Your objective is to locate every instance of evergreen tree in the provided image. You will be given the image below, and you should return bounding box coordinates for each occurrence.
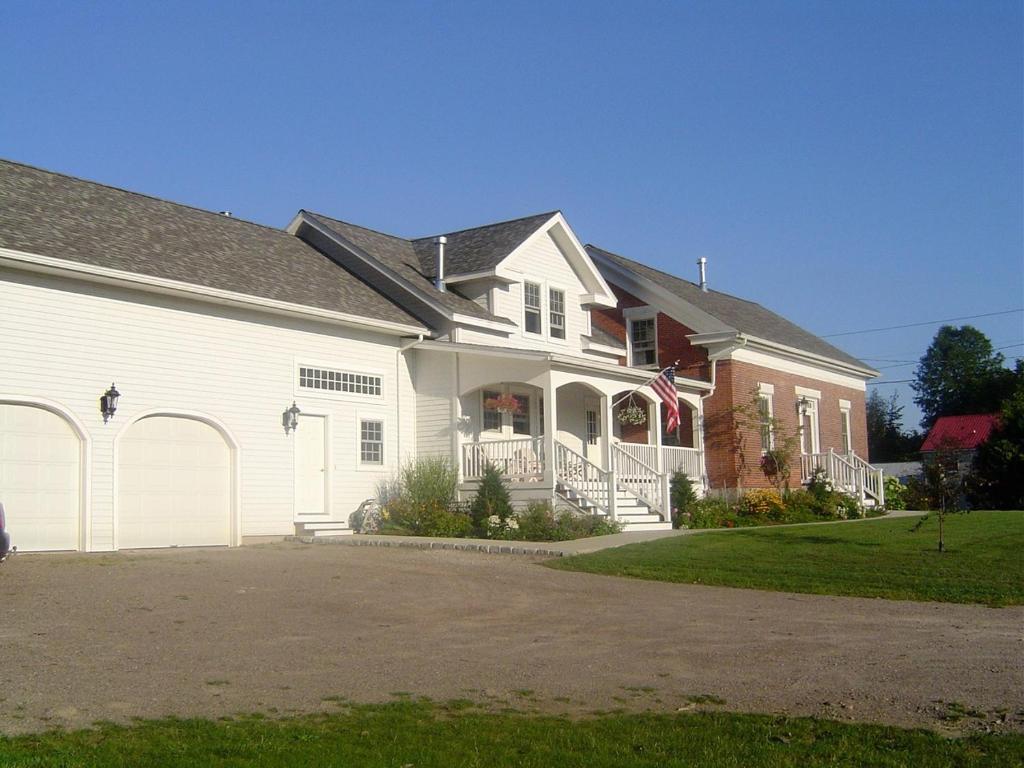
[469,462,513,531]
[866,390,921,462]
[969,361,1024,509]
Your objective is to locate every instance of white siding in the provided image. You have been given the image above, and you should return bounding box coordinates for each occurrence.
[457,230,593,354]
[411,349,455,458]
[0,268,411,549]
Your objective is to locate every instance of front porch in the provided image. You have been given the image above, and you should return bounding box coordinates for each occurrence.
[450,362,706,531]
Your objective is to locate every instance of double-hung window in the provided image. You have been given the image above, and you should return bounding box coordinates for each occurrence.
[839,400,852,454]
[758,395,774,453]
[523,282,542,334]
[629,317,657,368]
[549,288,566,339]
[481,389,502,432]
[586,409,600,445]
[360,419,384,465]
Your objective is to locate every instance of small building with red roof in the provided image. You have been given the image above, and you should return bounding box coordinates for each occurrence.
[921,414,1001,473]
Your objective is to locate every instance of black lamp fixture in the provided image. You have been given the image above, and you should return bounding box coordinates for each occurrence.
[284,401,301,433]
[100,383,120,423]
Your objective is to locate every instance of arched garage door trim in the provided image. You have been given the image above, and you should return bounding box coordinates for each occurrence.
[113,409,241,550]
[0,395,91,552]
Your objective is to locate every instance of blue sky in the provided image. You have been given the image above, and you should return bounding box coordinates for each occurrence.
[2,0,1021,429]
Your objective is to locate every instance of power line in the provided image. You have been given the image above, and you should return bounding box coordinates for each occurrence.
[822,309,1023,338]
[871,342,1024,370]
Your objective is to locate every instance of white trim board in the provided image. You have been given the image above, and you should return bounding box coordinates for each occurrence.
[730,348,867,391]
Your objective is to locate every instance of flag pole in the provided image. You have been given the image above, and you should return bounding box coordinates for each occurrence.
[610,360,680,409]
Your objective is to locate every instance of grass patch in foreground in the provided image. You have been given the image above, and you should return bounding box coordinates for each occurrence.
[1,703,1021,767]
[547,511,1024,605]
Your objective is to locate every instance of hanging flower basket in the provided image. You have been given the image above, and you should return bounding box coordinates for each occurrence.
[618,403,647,426]
[484,393,521,415]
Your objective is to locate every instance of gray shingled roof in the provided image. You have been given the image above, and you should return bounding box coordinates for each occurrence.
[303,212,514,324]
[0,159,422,328]
[411,211,558,278]
[587,245,872,371]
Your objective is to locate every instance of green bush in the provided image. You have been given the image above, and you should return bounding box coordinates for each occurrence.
[402,456,458,509]
[385,498,473,536]
[514,502,623,541]
[738,488,786,520]
[883,476,907,510]
[470,463,514,533]
[670,472,698,528]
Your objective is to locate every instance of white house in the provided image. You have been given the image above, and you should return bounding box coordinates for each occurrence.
[1,160,709,551]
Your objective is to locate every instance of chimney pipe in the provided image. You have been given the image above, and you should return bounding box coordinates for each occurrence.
[697,257,708,292]
[434,236,447,292]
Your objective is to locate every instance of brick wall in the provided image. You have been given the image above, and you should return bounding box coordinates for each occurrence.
[592,281,869,492]
[704,359,869,491]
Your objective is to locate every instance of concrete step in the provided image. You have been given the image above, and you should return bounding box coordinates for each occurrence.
[620,519,673,532]
[296,521,353,538]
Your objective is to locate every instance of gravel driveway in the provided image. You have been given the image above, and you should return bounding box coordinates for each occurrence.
[1,542,1021,735]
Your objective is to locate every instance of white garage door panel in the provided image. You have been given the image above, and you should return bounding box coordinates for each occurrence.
[0,404,81,552]
[118,416,231,549]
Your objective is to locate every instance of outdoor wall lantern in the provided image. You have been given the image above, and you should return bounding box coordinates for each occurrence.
[100,383,120,423]
[283,401,301,434]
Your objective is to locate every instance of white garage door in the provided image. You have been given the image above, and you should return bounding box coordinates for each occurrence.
[118,416,232,549]
[0,403,81,552]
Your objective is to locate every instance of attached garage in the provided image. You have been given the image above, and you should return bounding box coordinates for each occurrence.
[0,403,83,552]
[117,415,233,549]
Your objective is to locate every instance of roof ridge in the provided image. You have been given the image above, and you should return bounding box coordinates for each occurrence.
[0,156,290,237]
[412,210,560,242]
[586,242,762,308]
[304,211,413,243]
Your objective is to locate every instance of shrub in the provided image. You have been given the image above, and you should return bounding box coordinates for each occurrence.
[686,496,740,529]
[738,488,785,520]
[402,456,458,509]
[470,463,514,533]
[670,472,698,528]
[780,489,818,522]
[514,502,623,541]
[883,476,906,510]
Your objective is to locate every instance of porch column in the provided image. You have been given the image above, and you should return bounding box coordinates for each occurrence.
[602,394,617,521]
[650,391,671,521]
[542,372,557,494]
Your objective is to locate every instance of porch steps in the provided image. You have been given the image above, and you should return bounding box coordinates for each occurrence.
[556,483,672,532]
[294,521,353,538]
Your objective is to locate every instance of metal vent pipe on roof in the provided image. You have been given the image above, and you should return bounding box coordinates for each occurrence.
[697,257,708,292]
[434,236,447,292]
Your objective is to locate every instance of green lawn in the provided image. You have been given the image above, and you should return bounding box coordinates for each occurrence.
[548,511,1024,606]
[1,703,1021,767]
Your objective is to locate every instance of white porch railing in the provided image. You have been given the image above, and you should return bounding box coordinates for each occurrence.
[461,437,544,480]
[800,449,884,506]
[617,443,704,485]
[611,444,665,515]
[554,441,611,512]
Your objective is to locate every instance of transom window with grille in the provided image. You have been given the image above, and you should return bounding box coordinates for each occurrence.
[549,288,565,339]
[523,281,542,334]
[629,317,657,368]
[299,366,381,396]
[360,419,384,465]
[758,394,775,453]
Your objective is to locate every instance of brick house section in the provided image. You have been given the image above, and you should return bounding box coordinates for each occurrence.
[592,283,869,493]
[705,359,868,492]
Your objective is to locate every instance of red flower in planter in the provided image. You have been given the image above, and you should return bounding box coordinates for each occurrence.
[483,394,521,415]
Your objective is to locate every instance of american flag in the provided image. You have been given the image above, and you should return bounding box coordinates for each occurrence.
[651,366,680,433]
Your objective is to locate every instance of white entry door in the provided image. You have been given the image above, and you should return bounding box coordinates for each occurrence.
[118,416,232,549]
[0,404,81,551]
[294,414,328,517]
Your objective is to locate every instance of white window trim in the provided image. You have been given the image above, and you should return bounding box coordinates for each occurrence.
[839,400,853,453]
[548,285,567,342]
[625,309,659,370]
[757,389,775,453]
[522,280,544,337]
[294,358,386,403]
[479,387,505,434]
[797,394,820,455]
[356,413,388,471]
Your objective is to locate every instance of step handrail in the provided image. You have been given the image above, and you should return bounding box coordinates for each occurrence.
[612,443,665,516]
[845,451,885,506]
[553,440,610,513]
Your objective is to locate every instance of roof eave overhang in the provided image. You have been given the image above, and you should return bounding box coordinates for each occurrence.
[685,330,879,379]
[291,212,515,335]
[0,246,429,337]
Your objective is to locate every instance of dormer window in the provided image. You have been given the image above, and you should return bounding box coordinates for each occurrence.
[549,288,566,339]
[523,281,542,334]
